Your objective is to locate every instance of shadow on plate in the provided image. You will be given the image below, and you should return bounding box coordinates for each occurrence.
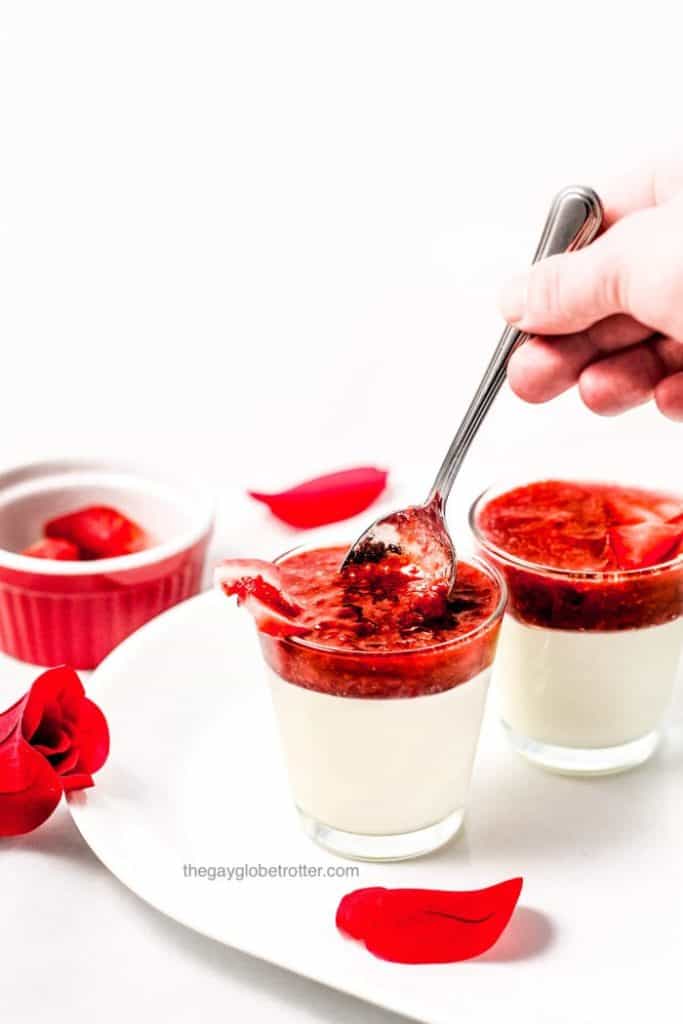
[478,906,555,963]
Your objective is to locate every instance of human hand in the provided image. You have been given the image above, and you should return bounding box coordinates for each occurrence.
[499,162,683,420]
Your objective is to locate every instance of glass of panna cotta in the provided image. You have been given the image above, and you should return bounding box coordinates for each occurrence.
[254,543,507,861]
[470,478,683,775]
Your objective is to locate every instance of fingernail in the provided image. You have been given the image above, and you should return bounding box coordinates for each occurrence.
[499,273,529,325]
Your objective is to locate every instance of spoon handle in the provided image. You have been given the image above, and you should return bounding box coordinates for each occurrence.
[427,185,604,508]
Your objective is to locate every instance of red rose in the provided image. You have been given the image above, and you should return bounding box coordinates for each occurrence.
[0,666,109,837]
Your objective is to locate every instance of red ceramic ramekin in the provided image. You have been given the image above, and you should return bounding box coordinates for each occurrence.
[0,459,214,668]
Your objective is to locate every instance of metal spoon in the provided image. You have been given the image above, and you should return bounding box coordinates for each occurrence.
[341,185,604,589]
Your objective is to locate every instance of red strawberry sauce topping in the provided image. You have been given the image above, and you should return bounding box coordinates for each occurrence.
[218,546,504,697]
[279,546,499,651]
[476,481,683,631]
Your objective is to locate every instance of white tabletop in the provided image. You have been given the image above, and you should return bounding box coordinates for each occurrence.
[1,2,681,1021]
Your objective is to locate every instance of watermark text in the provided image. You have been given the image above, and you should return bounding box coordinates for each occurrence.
[182,862,360,882]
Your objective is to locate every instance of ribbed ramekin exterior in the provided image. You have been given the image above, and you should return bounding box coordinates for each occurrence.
[0,538,209,669]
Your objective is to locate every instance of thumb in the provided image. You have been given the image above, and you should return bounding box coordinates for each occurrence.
[499,218,638,335]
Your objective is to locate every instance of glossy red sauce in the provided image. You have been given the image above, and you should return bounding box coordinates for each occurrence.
[476,481,683,631]
[279,546,498,651]
[259,546,503,697]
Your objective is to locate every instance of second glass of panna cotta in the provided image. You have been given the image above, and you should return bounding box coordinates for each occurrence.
[257,544,506,861]
[471,479,683,775]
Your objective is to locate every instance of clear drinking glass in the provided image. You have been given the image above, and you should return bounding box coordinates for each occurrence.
[256,544,507,861]
[470,479,683,775]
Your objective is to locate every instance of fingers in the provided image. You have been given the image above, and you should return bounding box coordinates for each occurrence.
[655,372,683,421]
[500,194,683,339]
[578,342,666,416]
[510,330,683,417]
[499,224,631,335]
[574,335,683,416]
[508,316,651,403]
[584,314,653,351]
[500,158,683,419]
[508,334,595,403]
[652,337,683,419]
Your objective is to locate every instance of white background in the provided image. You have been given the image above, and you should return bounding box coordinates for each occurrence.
[1,2,681,1022]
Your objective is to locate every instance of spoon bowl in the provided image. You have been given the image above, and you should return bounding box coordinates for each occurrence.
[341,496,456,589]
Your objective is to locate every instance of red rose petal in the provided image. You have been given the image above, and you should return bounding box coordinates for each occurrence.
[336,879,523,964]
[61,772,94,792]
[22,666,85,741]
[51,746,80,775]
[336,888,387,940]
[72,699,110,775]
[21,537,81,560]
[608,523,683,570]
[248,467,388,528]
[45,505,146,558]
[0,696,26,745]
[32,722,72,757]
[363,910,500,964]
[0,726,62,837]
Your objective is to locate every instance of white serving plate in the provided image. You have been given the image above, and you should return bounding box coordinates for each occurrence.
[69,589,683,1024]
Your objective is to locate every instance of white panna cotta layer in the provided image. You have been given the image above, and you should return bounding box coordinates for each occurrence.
[265,666,491,836]
[493,614,683,749]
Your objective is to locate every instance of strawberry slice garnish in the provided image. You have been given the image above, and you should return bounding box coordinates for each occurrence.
[21,537,81,561]
[214,559,310,637]
[604,494,663,526]
[604,491,683,526]
[655,500,683,521]
[608,523,683,570]
[45,506,147,559]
